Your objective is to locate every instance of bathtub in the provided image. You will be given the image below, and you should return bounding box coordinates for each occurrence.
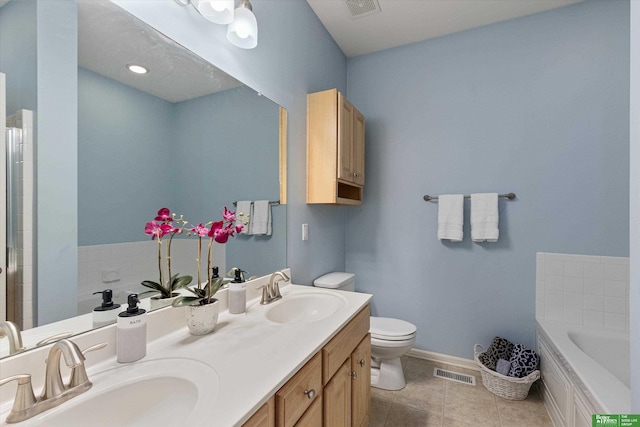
[537,319,630,416]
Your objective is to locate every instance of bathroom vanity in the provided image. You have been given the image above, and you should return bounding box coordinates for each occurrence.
[0,275,372,427]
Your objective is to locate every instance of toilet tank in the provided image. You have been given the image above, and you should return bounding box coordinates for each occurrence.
[313,272,355,292]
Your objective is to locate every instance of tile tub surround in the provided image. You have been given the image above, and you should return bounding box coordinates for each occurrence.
[370,357,552,427]
[535,253,629,330]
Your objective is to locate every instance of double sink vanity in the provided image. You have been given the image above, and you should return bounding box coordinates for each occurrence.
[0,271,372,427]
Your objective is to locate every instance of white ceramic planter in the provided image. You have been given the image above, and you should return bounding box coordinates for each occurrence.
[186,299,220,335]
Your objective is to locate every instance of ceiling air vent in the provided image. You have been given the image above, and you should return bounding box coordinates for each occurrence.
[344,0,381,19]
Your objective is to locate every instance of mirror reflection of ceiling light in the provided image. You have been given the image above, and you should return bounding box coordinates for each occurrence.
[126,64,149,74]
[176,0,258,49]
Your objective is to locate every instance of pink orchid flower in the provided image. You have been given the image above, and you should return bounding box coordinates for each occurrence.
[235,224,244,234]
[221,206,236,222]
[209,221,232,244]
[190,223,210,237]
[154,207,173,222]
[145,221,170,240]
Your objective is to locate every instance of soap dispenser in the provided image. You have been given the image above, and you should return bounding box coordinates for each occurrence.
[117,293,147,363]
[228,268,246,314]
[92,289,121,328]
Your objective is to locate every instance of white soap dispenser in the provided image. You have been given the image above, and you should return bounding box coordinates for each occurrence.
[92,289,121,328]
[117,293,147,363]
[228,268,246,314]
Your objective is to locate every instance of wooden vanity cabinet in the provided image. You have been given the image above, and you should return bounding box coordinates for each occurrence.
[243,396,275,427]
[307,89,365,205]
[322,306,371,427]
[243,306,370,427]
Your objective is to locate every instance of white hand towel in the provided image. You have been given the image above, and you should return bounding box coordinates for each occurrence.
[437,194,464,242]
[235,201,253,235]
[471,193,499,242]
[251,200,272,236]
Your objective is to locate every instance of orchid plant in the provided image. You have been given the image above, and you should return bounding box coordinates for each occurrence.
[141,208,193,299]
[172,207,243,307]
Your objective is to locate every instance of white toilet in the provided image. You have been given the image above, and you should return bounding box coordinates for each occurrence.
[313,272,417,391]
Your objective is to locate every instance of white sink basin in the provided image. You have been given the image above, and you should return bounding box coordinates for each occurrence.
[257,292,348,324]
[25,358,218,427]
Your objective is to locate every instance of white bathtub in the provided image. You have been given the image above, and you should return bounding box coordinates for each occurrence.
[537,319,630,415]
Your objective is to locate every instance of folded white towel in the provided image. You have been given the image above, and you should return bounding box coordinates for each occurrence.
[251,200,272,236]
[471,193,499,242]
[437,194,464,242]
[235,201,252,235]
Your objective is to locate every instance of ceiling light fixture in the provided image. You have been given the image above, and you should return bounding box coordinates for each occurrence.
[126,64,149,74]
[226,0,257,49]
[193,0,234,24]
[175,0,258,49]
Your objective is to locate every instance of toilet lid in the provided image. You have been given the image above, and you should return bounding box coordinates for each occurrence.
[370,317,416,340]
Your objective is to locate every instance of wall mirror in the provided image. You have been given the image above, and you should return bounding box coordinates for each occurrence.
[0,0,287,359]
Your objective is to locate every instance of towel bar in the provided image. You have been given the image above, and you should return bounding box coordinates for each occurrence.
[232,200,280,206]
[423,193,516,202]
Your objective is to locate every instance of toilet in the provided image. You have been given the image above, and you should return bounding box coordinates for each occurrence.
[313,272,417,391]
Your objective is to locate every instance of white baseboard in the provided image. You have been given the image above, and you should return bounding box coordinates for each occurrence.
[407,348,479,372]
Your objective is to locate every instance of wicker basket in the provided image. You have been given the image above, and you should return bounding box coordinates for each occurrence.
[474,344,540,400]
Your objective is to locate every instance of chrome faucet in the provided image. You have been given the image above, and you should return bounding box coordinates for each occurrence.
[259,271,290,305]
[0,339,106,423]
[0,321,25,355]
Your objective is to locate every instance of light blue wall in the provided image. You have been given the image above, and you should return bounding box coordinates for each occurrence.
[345,0,630,358]
[36,0,78,324]
[78,67,174,246]
[172,86,284,277]
[0,0,37,114]
[114,0,349,284]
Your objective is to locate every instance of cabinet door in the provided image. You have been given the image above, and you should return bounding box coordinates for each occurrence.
[351,108,365,186]
[243,396,275,427]
[324,359,351,427]
[351,334,371,427]
[277,353,323,427]
[337,93,355,183]
[295,395,323,427]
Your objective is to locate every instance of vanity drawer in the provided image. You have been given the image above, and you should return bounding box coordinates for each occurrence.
[294,394,322,427]
[322,305,370,384]
[276,352,322,427]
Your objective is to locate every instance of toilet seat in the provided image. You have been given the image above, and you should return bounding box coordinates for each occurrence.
[370,317,417,341]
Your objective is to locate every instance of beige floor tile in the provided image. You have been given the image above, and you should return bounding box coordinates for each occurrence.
[385,403,443,427]
[494,385,547,415]
[394,368,446,414]
[444,389,500,427]
[443,417,485,427]
[498,405,553,427]
[446,379,496,403]
[372,384,399,402]
[405,357,441,375]
[370,394,392,427]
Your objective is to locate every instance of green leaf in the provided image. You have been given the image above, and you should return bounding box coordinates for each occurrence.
[140,280,171,298]
[171,296,201,307]
[171,275,193,291]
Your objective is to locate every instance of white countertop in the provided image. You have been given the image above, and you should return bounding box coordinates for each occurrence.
[0,282,372,427]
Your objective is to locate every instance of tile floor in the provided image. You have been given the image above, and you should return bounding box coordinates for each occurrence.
[370,356,553,427]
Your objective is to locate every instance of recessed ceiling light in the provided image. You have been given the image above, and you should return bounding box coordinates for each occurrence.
[126,64,149,74]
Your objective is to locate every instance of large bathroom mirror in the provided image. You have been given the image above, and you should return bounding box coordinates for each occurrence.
[0,0,287,358]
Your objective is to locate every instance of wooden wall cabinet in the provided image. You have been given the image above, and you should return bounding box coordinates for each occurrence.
[243,305,371,427]
[307,89,365,205]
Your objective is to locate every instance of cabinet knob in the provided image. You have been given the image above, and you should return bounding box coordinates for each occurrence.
[304,389,316,400]
[358,359,366,367]
[350,370,357,379]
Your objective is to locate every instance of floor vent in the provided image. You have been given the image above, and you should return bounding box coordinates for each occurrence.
[433,368,476,386]
[344,0,381,19]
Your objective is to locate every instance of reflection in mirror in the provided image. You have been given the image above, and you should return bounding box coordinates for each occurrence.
[0,0,287,358]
